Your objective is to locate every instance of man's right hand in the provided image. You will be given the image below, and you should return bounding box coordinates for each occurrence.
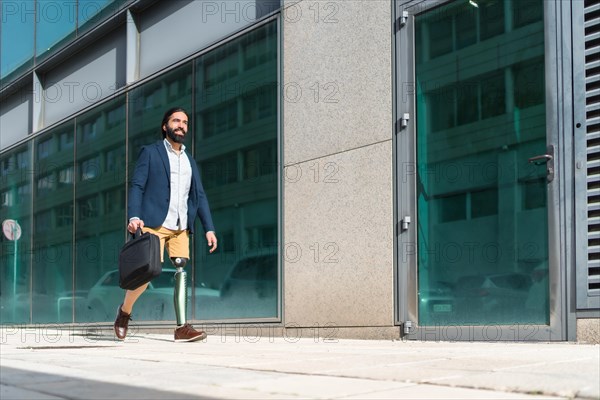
[128,219,145,234]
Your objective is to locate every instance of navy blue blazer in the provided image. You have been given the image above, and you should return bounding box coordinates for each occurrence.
[127,140,215,234]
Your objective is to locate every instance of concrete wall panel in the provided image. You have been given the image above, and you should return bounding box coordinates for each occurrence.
[282,0,394,328]
[284,141,394,327]
[283,0,393,165]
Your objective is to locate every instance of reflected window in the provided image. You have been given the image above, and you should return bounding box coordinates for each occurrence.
[471,187,498,218]
[80,157,100,181]
[105,147,124,172]
[59,166,74,186]
[56,204,73,227]
[243,141,276,180]
[243,23,276,70]
[104,188,124,214]
[514,60,545,109]
[17,184,31,204]
[106,104,125,129]
[246,225,277,250]
[78,195,99,220]
[37,138,54,159]
[480,0,505,41]
[81,119,98,142]
[37,174,54,195]
[16,150,29,169]
[243,85,276,124]
[35,210,53,233]
[1,158,13,176]
[203,101,237,138]
[1,191,14,208]
[202,154,238,189]
[513,0,543,29]
[60,132,74,151]
[204,46,238,89]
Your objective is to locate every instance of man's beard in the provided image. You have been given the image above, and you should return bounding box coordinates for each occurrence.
[166,126,186,143]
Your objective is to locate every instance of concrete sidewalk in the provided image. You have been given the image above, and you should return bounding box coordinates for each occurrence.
[0,326,598,399]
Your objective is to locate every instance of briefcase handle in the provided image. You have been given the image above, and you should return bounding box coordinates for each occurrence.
[129,227,144,240]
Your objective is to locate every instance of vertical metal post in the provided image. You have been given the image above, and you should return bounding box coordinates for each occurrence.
[12,223,18,321]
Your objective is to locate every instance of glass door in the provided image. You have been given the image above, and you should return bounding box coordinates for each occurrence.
[396,0,564,339]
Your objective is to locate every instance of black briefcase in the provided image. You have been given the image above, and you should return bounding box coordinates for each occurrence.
[118,228,162,290]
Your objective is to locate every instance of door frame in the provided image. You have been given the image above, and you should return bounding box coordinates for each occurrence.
[394,0,571,341]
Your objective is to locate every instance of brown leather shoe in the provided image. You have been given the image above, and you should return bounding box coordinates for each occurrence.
[114,305,131,340]
[174,323,207,342]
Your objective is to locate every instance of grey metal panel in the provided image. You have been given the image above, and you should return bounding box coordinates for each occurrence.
[138,0,263,79]
[574,0,600,310]
[43,28,126,127]
[126,10,140,85]
[0,87,32,150]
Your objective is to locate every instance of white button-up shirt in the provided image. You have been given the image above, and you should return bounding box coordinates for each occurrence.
[162,139,192,230]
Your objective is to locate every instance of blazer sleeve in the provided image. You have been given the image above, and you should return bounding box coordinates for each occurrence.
[196,176,215,233]
[190,160,215,233]
[127,146,150,221]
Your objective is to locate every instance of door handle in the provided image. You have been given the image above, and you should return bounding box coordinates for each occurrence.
[527,144,555,182]
[528,154,553,164]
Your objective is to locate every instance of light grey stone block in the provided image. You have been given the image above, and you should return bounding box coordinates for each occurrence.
[284,141,394,327]
[283,0,393,165]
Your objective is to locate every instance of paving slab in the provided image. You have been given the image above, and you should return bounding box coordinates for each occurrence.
[1,328,598,400]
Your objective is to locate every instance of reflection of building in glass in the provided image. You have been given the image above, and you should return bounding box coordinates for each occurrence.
[415,0,548,325]
[197,22,278,259]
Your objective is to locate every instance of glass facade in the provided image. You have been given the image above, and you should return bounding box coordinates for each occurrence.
[75,97,126,322]
[194,21,278,320]
[0,143,33,324]
[415,0,549,326]
[32,121,75,323]
[0,20,279,324]
[1,0,121,82]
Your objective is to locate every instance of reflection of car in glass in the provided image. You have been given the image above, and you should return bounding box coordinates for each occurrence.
[86,268,220,321]
[221,254,278,298]
[198,253,278,320]
[455,273,532,314]
[419,281,455,315]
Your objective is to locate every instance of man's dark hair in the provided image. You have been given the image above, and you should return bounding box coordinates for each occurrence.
[161,107,189,138]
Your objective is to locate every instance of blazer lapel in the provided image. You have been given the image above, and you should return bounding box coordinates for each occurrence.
[186,151,199,201]
[156,141,170,183]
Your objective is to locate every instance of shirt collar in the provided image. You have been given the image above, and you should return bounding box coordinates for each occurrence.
[163,138,186,154]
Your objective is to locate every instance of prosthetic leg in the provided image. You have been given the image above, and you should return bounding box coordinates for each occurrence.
[171,257,207,342]
[171,257,188,326]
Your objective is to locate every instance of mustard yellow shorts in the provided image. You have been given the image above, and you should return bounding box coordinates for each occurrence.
[142,226,189,262]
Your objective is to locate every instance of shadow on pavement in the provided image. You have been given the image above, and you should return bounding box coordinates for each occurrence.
[1,366,214,400]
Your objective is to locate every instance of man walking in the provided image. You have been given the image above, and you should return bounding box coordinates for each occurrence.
[114,107,217,342]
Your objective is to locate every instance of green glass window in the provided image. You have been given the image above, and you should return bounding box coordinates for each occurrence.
[75,96,126,323]
[415,0,549,326]
[0,143,33,324]
[194,20,278,320]
[31,123,74,323]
